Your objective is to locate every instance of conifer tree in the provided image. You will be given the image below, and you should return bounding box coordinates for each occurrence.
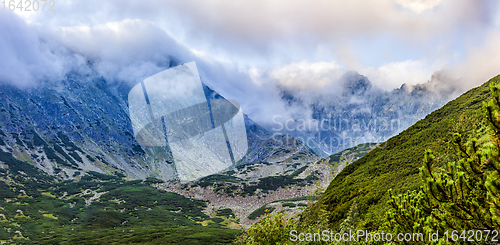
[339,202,360,233]
[385,82,500,242]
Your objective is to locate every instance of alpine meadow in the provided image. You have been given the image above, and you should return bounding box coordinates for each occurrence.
[1,1,500,244]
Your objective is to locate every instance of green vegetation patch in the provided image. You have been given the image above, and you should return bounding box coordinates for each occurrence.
[193,174,242,188]
[35,226,240,245]
[247,206,276,220]
[216,208,236,219]
[0,150,222,243]
[321,75,499,229]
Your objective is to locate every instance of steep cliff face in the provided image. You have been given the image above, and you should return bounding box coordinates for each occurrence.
[275,71,458,157]
[0,68,318,181]
[0,72,152,179]
[319,75,499,228]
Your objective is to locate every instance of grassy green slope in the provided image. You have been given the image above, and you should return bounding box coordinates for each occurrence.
[35,226,239,245]
[321,75,500,229]
[245,143,379,221]
[0,149,240,244]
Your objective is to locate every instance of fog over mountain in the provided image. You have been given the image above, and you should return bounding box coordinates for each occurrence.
[267,71,460,156]
[2,2,500,243]
[1,1,500,158]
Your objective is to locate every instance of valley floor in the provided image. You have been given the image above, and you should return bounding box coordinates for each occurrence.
[156,147,369,227]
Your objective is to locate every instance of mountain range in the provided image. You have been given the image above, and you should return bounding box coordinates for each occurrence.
[272,71,460,157]
[0,65,318,182]
[0,61,487,244]
[320,74,500,229]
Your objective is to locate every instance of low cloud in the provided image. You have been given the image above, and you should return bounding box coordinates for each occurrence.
[361,60,440,90]
[395,0,445,14]
[0,14,193,88]
[270,62,344,91]
[452,31,500,90]
[17,0,487,67]
[257,59,438,92]
[0,12,82,88]
[50,19,194,85]
[2,0,499,129]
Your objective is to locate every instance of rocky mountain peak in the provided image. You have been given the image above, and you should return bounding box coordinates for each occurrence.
[340,71,372,96]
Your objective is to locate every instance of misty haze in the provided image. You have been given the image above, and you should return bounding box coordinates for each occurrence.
[0,0,499,244]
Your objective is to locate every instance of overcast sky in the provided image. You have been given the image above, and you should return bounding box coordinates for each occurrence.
[1,0,500,126]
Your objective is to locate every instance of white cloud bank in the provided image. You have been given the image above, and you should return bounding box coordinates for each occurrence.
[51,19,193,85]
[0,0,499,126]
[395,0,445,13]
[0,11,82,87]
